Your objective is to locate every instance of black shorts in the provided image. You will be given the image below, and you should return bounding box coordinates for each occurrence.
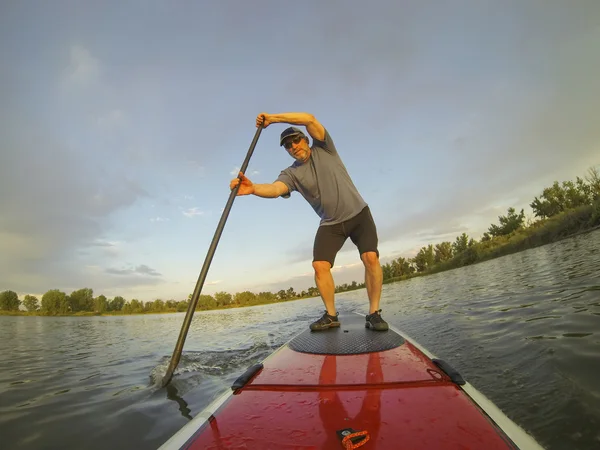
[313,206,379,267]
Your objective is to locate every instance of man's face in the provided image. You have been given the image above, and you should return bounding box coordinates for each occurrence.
[283,135,310,162]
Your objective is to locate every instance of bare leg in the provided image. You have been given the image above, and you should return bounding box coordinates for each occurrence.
[361,252,383,314]
[313,261,336,316]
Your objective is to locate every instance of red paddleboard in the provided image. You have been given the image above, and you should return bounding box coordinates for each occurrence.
[159,313,544,449]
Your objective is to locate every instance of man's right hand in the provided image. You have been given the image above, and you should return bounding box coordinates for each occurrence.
[230,172,255,195]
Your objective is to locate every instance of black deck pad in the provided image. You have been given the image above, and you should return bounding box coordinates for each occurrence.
[288,313,405,355]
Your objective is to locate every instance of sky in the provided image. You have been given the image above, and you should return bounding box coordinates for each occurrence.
[1,1,599,303]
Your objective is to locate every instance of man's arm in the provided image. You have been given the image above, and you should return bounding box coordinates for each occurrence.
[261,112,325,141]
[230,173,289,198]
[253,181,289,198]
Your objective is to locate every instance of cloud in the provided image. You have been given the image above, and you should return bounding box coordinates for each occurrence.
[412,225,471,244]
[182,207,204,218]
[65,44,100,85]
[0,101,149,294]
[373,21,600,246]
[97,109,127,130]
[250,261,367,295]
[106,264,162,277]
[186,161,206,175]
[87,239,122,258]
[230,166,259,176]
[3,1,599,302]
[331,262,362,272]
[150,217,169,222]
[89,239,120,248]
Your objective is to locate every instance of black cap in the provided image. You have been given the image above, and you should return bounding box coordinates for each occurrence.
[280,126,307,146]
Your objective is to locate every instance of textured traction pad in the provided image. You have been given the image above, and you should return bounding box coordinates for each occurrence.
[288,314,405,355]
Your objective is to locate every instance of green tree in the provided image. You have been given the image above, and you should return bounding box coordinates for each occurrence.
[257,292,277,303]
[434,242,453,263]
[94,295,108,313]
[452,233,471,254]
[307,287,319,297]
[396,257,413,276]
[413,245,435,272]
[176,300,188,312]
[0,290,20,311]
[41,289,70,314]
[214,291,232,307]
[149,299,163,311]
[382,256,413,279]
[530,177,593,219]
[109,296,125,311]
[585,167,600,200]
[382,262,392,280]
[196,294,217,310]
[335,283,349,293]
[69,288,94,312]
[234,291,257,306]
[23,295,39,311]
[167,300,178,310]
[568,178,593,205]
[488,207,525,237]
[129,299,143,313]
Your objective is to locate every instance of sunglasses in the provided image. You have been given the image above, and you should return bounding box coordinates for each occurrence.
[283,135,303,149]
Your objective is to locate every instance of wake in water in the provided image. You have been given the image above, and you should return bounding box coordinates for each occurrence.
[149,340,281,390]
[149,311,315,390]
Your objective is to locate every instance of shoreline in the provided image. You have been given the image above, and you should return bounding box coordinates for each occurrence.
[3,218,599,318]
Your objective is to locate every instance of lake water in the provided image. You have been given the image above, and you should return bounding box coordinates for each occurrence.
[1,229,599,450]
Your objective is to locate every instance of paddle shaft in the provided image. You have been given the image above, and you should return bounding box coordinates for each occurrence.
[161,125,263,387]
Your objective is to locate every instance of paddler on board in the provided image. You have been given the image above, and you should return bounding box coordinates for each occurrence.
[230,112,388,332]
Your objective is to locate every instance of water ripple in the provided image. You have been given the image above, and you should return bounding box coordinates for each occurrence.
[0,230,599,450]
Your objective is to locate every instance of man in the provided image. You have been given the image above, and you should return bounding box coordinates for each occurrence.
[230,112,388,332]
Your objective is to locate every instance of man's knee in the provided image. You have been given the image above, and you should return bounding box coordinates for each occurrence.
[361,251,380,268]
[312,260,332,275]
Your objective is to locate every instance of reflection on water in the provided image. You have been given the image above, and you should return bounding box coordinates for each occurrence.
[0,229,599,450]
[165,384,192,421]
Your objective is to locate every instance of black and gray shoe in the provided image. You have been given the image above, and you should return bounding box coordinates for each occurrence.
[310,311,340,331]
[365,310,388,331]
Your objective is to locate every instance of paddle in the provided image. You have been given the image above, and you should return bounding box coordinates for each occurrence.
[161,123,264,387]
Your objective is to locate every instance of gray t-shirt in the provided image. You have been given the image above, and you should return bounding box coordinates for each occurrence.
[275,129,367,226]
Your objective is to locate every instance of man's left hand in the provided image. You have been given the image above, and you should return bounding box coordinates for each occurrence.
[256,113,272,128]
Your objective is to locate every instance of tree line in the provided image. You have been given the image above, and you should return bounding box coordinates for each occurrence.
[0,280,353,315]
[380,167,600,281]
[1,167,598,315]
[0,285,347,315]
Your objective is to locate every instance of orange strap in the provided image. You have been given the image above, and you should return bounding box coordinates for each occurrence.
[341,430,370,449]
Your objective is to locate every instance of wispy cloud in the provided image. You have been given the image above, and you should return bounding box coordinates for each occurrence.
[150,216,169,222]
[230,166,260,176]
[289,262,361,279]
[106,264,162,277]
[97,109,127,130]
[182,207,204,218]
[187,161,205,175]
[65,44,100,85]
[89,239,120,248]
[331,262,362,272]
